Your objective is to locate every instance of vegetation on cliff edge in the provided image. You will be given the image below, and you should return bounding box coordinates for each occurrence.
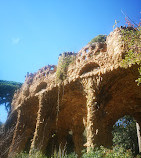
[120,20,141,85]
[56,53,76,82]
[89,35,107,44]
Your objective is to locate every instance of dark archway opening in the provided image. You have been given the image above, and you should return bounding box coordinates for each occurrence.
[24,134,34,153]
[66,133,75,155]
[45,132,75,157]
[45,132,59,158]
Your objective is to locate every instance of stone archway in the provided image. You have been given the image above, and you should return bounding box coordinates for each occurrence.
[55,81,87,157]
[84,66,141,151]
[28,81,87,157]
[0,28,141,157]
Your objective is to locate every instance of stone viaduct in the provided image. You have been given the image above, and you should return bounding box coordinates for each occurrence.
[0,28,141,157]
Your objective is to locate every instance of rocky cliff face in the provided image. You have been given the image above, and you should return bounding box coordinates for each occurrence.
[0,28,141,158]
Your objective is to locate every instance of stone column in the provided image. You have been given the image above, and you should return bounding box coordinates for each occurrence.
[8,109,33,157]
[134,114,141,153]
[136,122,141,153]
[0,111,17,158]
[30,94,51,154]
[84,77,98,152]
[83,78,113,152]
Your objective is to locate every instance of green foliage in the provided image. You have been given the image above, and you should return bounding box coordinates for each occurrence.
[82,146,133,158]
[56,54,76,82]
[13,152,28,158]
[0,121,3,133]
[82,147,105,158]
[112,116,138,155]
[13,146,141,158]
[13,151,46,158]
[51,151,77,158]
[13,151,77,158]
[0,121,3,132]
[66,152,78,158]
[0,80,22,112]
[120,27,141,85]
[89,35,107,44]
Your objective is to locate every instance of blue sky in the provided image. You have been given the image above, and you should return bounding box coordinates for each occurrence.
[0,0,140,122]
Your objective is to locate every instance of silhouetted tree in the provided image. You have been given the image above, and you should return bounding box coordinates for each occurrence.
[0,80,22,113]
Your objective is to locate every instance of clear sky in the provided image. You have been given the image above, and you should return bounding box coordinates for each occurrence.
[0,0,140,122]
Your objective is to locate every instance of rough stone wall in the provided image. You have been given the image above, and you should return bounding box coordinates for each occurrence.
[0,27,141,158]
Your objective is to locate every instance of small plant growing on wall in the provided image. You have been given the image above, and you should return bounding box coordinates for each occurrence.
[56,52,76,83]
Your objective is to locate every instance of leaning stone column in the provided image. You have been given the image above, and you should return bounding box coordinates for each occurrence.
[134,115,141,153]
[30,94,50,153]
[8,109,21,157]
[8,109,32,157]
[30,93,57,154]
[136,122,141,153]
[83,77,98,152]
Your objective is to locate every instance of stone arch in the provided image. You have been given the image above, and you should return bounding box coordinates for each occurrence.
[29,81,87,157]
[90,66,141,149]
[8,96,39,157]
[29,87,59,154]
[54,81,87,157]
[34,82,47,93]
[79,62,100,76]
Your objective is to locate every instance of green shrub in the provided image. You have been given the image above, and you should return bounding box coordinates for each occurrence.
[82,147,105,158]
[13,151,77,158]
[112,116,138,155]
[13,147,139,158]
[120,27,141,85]
[13,150,47,158]
[51,151,77,158]
[67,152,78,158]
[13,152,28,158]
[56,53,76,83]
[89,35,107,44]
[82,146,133,158]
